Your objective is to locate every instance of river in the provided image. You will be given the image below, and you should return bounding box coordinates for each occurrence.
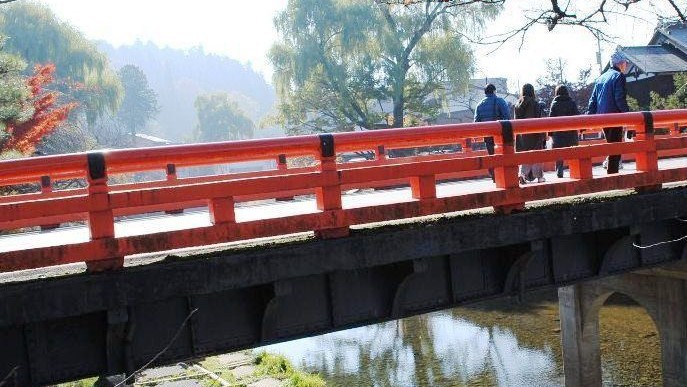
[258,290,662,386]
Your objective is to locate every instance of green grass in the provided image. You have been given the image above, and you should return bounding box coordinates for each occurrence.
[287,372,326,387]
[57,377,98,387]
[253,352,325,386]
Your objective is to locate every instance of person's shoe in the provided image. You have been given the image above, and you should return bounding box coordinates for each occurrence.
[519,175,527,185]
[537,177,546,183]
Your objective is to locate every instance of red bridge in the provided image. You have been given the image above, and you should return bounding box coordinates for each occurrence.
[3,110,687,387]
[1,109,686,273]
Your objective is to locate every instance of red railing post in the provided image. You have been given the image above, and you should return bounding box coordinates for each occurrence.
[672,122,681,136]
[275,154,295,202]
[374,145,386,164]
[461,138,472,154]
[85,152,121,272]
[635,112,660,192]
[40,175,51,194]
[277,154,288,171]
[165,163,184,214]
[209,196,236,224]
[569,156,593,180]
[494,121,524,214]
[315,134,348,238]
[410,174,436,199]
[39,176,60,231]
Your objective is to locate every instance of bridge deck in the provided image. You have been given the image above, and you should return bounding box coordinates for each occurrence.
[2,157,684,257]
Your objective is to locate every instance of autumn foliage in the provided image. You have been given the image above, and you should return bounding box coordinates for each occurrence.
[2,63,77,154]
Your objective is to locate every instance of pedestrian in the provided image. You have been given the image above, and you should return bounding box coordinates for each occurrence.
[474,83,510,182]
[548,85,579,178]
[587,51,630,174]
[514,83,546,184]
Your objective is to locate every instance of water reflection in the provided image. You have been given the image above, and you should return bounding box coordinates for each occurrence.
[256,293,660,386]
[259,311,561,386]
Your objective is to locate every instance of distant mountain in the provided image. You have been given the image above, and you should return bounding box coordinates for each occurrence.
[98,41,276,141]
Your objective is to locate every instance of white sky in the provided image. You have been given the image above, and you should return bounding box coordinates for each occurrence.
[40,0,663,92]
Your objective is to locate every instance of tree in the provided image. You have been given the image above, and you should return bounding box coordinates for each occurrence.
[194,93,254,142]
[0,41,30,132]
[0,3,122,123]
[1,63,76,155]
[650,72,687,110]
[536,57,594,113]
[116,64,159,140]
[270,0,500,134]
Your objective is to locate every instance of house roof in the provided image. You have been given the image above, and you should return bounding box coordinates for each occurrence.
[619,45,687,75]
[134,133,173,145]
[650,23,687,52]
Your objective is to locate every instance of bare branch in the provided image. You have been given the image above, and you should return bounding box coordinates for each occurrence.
[376,0,687,47]
[665,0,687,23]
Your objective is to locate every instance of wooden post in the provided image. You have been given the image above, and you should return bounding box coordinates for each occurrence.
[493,121,524,214]
[410,175,436,199]
[636,112,660,192]
[374,145,386,164]
[569,158,593,180]
[85,152,121,272]
[315,134,348,239]
[165,163,184,214]
[39,176,60,231]
[209,196,236,224]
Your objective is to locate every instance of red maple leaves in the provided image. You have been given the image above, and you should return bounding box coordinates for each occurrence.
[2,63,77,154]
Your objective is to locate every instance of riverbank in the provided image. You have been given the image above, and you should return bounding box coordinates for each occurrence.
[60,351,324,387]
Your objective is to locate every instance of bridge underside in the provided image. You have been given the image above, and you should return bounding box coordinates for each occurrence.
[2,187,687,385]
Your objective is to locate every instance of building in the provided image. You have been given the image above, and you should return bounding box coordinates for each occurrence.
[614,23,687,107]
[430,77,518,125]
[133,132,175,148]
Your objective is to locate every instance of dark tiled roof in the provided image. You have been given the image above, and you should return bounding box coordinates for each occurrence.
[651,23,687,50]
[620,45,687,74]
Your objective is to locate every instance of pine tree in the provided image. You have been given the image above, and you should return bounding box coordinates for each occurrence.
[1,64,76,154]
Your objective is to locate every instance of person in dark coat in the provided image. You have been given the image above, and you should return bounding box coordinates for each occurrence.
[549,85,580,178]
[587,51,630,174]
[474,83,510,182]
[514,83,546,184]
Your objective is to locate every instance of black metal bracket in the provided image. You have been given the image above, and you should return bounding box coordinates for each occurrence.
[87,152,107,181]
[166,163,176,175]
[641,111,654,135]
[499,120,514,146]
[318,134,335,158]
[278,154,287,165]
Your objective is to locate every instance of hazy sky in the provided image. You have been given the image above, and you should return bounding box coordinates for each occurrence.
[40,0,661,92]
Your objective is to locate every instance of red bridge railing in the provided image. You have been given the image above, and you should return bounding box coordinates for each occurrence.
[1,109,687,273]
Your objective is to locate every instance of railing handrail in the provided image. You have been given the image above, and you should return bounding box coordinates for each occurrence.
[0,110,685,181]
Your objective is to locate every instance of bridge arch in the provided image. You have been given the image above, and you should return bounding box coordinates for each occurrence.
[559,271,687,387]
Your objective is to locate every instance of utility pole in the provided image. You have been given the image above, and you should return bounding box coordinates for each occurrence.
[596,33,603,74]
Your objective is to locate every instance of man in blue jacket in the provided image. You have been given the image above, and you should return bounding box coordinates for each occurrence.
[474,83,510,181]
[587,51,631,174]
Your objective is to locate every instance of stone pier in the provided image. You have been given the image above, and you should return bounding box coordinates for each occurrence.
[559,260,687,387]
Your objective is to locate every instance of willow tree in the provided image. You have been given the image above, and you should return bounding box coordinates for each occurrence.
[270,0,501,134]
[0,2,122,123]
[194,93,254,142]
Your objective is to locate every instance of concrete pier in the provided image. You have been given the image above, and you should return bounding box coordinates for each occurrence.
[559,261,687,387]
